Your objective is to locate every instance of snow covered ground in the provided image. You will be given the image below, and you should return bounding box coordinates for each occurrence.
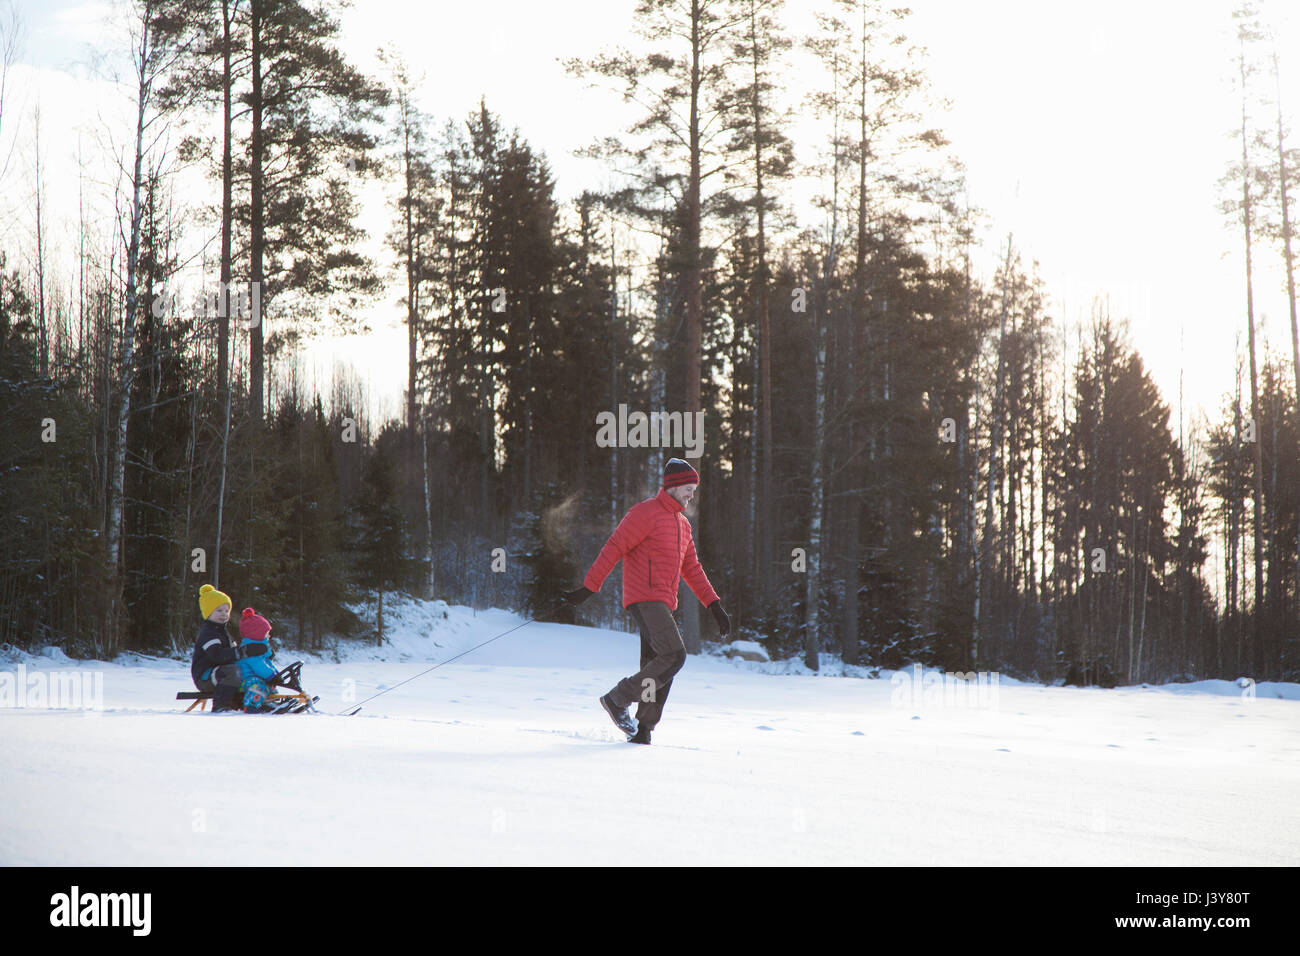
[2,596,1298,866]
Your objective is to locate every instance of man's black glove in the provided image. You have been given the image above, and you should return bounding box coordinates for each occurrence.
[238,643,267,659]
[563,586,594,606]
[708,600,730,637]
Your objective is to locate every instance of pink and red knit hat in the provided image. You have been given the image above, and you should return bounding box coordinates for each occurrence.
[239,608,272,642]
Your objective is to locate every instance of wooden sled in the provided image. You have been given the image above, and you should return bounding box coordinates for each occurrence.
[177,661,318,714]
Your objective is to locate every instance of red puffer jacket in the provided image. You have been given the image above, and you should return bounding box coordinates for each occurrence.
[583,489,719,611]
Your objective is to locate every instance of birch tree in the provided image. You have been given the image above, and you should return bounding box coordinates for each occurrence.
[1226,3,1266,672]
[104,0,185,653]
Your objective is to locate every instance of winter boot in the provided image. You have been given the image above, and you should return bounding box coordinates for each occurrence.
[599,693,638,738]
[629,725,652,745]
[212,686,242,712]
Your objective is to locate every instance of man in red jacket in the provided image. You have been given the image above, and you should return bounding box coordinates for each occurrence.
[564,458,730,744]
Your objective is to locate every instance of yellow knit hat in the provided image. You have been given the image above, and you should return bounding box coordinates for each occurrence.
[198,584,232,619]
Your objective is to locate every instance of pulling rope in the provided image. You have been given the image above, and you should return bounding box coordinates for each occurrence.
[336,599,571,715]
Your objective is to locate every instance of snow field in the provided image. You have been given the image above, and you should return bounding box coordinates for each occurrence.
[2,599,1297,865]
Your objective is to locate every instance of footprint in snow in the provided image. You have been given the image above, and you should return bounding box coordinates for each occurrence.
[997,748,1011,752]
[756,725,775,731]
[851,730,865,736]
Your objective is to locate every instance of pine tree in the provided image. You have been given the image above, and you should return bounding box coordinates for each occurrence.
[382,50,443,588]
[355,431,408,646]
[241,0,389,419]
[715,0,796,606]
[804,0,957,668]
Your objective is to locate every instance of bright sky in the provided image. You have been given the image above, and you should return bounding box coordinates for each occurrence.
[4,0,1299,433]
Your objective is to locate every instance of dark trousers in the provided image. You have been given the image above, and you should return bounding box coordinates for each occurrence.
[610,601,686,731]
[199,663,244,711]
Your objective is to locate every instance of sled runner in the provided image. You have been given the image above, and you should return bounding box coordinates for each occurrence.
[176,661,319,714]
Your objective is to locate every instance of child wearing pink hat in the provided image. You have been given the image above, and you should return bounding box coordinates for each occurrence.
[236,608,279,713]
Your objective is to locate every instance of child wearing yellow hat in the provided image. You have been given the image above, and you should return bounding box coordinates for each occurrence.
[190,584,267,712]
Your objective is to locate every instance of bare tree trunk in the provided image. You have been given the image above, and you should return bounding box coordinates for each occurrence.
[248,0,265,420]
[1273,50,1300,616]
[479,303,492,532]
[807,292,828,668]
[680,0,706,655]
[1127,507,1137,682]
[1231,363,1243,669]
[213,0,235,583]
[970,354,982,667]
[422,425,434,597]
[178,378,197,654]
[747,0,774,606]
[979,236,1014,669]
[218,0,233,410]
[395,81,430,594]
[820,48,842,666]
[685,0,703,425]
[610,228,619,529]
[1268,393,1278,675]
[106,1,156,655]
[523,296,532,505]
[1238,42,1264,675]
[1135,520,1150,682]
[78,137,86,382]
[1039,319,1049,604]
[34,102,47,377]
[405,123,417,442]
[214,341,232,585]
[837,11,877,671]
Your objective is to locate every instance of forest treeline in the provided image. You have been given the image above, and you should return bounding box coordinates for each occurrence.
[0,0,1296,684]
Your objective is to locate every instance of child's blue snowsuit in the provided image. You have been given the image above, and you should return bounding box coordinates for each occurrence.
[237,638,277,712]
